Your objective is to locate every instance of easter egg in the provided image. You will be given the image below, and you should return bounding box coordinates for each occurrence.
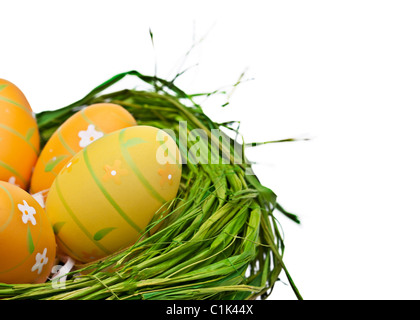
[30,103,137,195]
[45,125,182,263]
[0,181,56,284]
[0,79,40,190]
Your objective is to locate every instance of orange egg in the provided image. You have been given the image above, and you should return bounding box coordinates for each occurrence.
[0,79,40,190]
[0,181,56,284]
[30,103,137,195]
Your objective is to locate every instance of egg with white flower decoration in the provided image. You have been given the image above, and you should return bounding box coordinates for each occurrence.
[0,181,56,284]
[0,79,40,190]
[45,125,182,263]
[30,103,137,195]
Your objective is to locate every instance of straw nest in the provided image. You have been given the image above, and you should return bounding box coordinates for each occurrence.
[0,70,301,300]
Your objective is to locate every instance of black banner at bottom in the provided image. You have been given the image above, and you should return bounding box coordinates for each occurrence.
[3,299,296,318]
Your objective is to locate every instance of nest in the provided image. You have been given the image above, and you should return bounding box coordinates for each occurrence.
[0,70,301,300]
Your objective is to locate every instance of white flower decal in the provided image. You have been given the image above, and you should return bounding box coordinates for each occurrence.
[78,124,104,148]
[31,248,48,274]
[18,200,37,225]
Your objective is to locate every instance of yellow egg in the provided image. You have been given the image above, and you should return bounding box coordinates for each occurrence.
[0,181,56,284]
[30,103,137,195]
[0,79,40,190]
[45,125,182,263]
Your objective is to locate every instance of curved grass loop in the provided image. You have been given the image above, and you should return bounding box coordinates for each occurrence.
[0,71,302,300]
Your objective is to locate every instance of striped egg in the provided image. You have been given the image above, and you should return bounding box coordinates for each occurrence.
[30,103,137,195]
[0,79,40,190]
[0,181,56,284]
[45,125,182,263]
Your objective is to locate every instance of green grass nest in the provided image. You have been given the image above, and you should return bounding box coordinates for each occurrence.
[0,70,302,300]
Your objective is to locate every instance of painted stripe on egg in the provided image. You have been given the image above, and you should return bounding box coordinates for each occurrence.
[118,128,167,204]
[0,253,31,274]
[0,184,15,232]
[82,147,143,233]
[57,127,77,156]
[55,234,86,262]
[52,221,86,262]
[80,108,104,133]
[0,124,39,155]
[0,94,33,117]
[54,177,112,255]
[0,160,28,187]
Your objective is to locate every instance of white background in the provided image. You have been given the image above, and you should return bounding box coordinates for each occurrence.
[1,0,420,300]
